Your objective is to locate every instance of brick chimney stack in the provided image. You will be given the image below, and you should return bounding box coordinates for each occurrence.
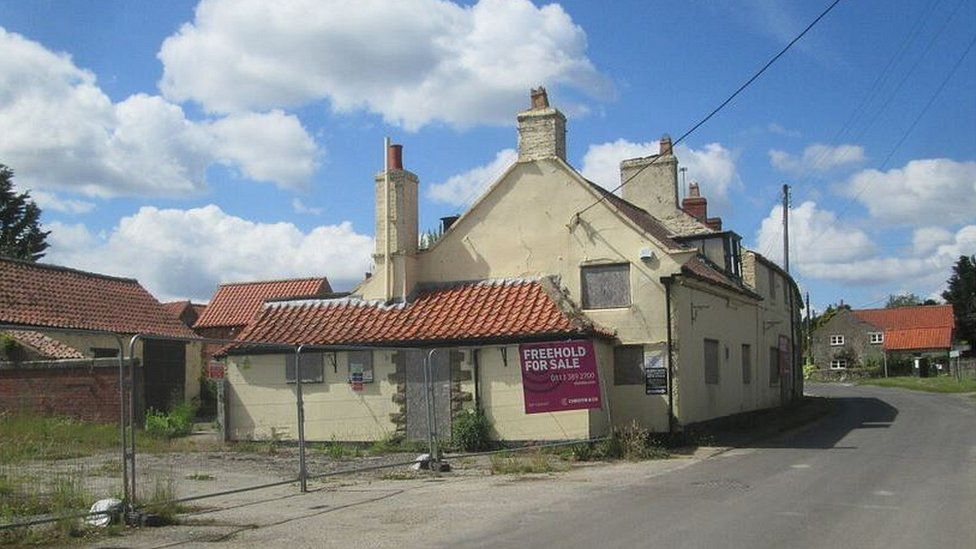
[373,142,419,302]
[517,87,567,162]
[681,181,722,231]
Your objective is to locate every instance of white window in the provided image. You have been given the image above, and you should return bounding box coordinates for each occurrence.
[829,335,844,346]
[869,332,884,345]
[830,359,847,370]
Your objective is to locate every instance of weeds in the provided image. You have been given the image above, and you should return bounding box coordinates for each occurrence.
[0,413,118,464]
[489,451,566,475]
[185,473,215,481]
[451,408,492,452]
[368,433,428,455]
[569,422,670,462]
[144,403,195,439]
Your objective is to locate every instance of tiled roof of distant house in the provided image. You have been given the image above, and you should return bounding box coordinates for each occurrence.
[1,330,85,359]
[853,305,955,351]
[225,277,612,352]
[0,257,198,339]
[194,277,332,329]
[163,300,207,328]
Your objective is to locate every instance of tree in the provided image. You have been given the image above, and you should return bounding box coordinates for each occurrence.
[942,255,976,345]
[885,293,917,308]
[0,164,49,261]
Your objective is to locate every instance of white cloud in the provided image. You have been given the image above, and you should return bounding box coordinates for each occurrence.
[28,190,95,214]
[756,201,976,290]
[769,143,865,174]
[45,205,373,301]
[428,148,517,207]
[580,139,739,205]
[767,122,800,138]
[157,0,611,130]
[292,198,322,215]
[0,28,319,197]
[843,158,976,226]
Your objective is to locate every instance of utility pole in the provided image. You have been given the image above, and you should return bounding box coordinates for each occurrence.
[782,184,791,273]
[805,292,812,363]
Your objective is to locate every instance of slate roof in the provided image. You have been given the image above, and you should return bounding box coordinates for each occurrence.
[0,257,197,338]
[852,305,955,351]
[1,330,85,359]
[194,277,332,329]
[226,277,612,352]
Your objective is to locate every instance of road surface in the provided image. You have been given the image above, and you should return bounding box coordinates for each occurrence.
[462,383,976,549]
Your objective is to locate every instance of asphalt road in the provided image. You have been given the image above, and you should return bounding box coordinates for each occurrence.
[460,383,976,549]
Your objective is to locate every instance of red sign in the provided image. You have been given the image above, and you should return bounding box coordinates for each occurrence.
[519,340,602,414]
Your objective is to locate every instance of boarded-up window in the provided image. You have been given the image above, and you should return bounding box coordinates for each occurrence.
[613,345,643,385]
[704,339,720,385]
[769,347,780,386]
[347,350,374,383]
[285,352,325,383]
[768,268,777,302]
[581,264,631,309]
[741,344,751,384]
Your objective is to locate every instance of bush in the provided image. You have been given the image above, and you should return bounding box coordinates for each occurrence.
[572,421,669,461]
[452,408,492,452]
[144,403,194,439]
[803,363,818,380]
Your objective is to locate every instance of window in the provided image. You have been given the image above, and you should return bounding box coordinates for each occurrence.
[613,345,644,385]
[830,359,847,370]
[91,348,119,358]
[285,352,325,383]
[829,335,845,346]
[347,350,374,383]
[869,332,884,345]
[704,339,720,385]
[581,264,631,309]
[769,346,780,385]
[741,344,751,385]
[768,268,776,302]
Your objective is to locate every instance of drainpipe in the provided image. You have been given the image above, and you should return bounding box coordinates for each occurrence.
[660,276,676,435]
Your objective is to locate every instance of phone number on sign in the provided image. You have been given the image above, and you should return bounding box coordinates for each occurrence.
[549,371,595,382]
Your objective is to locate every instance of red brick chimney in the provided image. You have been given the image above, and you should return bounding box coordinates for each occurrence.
[682,182,722,230]
[387,143,403,170]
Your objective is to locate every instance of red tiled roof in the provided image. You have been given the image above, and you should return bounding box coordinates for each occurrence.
[0,257,197,338]
[1,330,85,359]
[852,305,955,351]
[883,328,953,351]
[227,278,612,351]
[194,277,332,329]
[852,305,954,330]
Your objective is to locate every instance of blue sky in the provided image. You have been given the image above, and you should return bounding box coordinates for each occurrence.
[1,0,973,310]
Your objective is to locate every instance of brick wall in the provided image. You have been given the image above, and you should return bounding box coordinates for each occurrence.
[0,359,122,422]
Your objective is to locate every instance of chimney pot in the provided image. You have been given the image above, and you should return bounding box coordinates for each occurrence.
[530,87,550,110]
[688,181,701,197]
[387,144,403,170]
[659,134,673,156]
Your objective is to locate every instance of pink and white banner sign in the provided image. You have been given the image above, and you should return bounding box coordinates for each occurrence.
[519,340,602,414]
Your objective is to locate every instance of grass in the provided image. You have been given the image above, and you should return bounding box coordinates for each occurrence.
[857,375,976,393]
[0,469,96,545]
[185,473,215,481]
[489,451,567,475]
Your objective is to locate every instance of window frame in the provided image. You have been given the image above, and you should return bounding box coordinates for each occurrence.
[704,338,720,385]
[285,352,325,384]
[829,335,845,346]
[580,263,632,310]
[613,345,644,386]
[830,359,848,370]
[869,332,884,345]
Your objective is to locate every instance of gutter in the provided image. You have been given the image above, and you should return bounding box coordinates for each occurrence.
[660,275,676,435]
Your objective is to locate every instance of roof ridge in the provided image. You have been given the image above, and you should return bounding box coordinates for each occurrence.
[0,256,140,284]
[854,304,951,313]
[216,276,329,287]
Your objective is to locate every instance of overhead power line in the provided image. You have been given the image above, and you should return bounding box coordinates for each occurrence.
[574,0,845,218]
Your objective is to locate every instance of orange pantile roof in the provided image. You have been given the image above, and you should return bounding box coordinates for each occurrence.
[883,328,953,351]
[0,257,198,339]
[852,305,955,351]
[226,278,612,351]
[1,330,85,359]
[194,277,332,329]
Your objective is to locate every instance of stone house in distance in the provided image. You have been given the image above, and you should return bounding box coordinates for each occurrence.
[812,304,955,373]
[222,89,802,443]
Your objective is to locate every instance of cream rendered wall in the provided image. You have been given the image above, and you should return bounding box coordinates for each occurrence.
[477,343,611,440]
[226,351,398,442]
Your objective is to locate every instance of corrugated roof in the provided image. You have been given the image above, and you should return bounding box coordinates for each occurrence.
[0,257,198,339]
[194,277,332,329]
[226,277,612,351]
[1,330,86,359]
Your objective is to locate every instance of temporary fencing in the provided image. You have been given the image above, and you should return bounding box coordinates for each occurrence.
[0,325,499,533]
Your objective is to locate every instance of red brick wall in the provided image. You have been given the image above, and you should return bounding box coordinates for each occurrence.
[0,364,121,422]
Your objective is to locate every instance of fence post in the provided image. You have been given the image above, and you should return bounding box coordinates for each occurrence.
[423,349,439,464]
[295,345,308,493]
[114,334,129,515]
[217,376,228,442]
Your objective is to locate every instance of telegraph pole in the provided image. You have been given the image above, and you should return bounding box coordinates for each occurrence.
[782,184,791,273]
